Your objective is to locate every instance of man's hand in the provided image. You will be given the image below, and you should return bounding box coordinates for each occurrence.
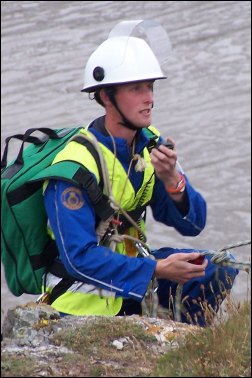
[150,139,186,201]
[150,139,181,188]
[154,252,208,284]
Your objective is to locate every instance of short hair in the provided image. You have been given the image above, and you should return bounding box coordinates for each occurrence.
[94,86,117,107]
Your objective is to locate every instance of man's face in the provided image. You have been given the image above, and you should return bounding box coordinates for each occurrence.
[115,80,154,128]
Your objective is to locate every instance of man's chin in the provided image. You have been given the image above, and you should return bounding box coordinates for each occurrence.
[137,118,152,128]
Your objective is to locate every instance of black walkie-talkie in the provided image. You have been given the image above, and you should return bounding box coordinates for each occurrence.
[156,140,174,150]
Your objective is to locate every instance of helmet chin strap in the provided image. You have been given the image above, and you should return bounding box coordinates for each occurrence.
[118,119,140,131]
[110,96,139,131]
[108,92,153,131]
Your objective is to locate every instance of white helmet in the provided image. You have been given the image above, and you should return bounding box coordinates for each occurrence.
[81,36,167,93]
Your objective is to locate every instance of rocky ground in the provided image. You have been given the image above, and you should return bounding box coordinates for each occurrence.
[1,302,201,377]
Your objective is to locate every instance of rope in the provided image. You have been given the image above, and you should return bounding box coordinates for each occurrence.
[197,239,251,273]
[72,131,148,244]
[174,240,251,322]
[84,130,149,244]
[96,216,114,242]
[218,239,251,251]
[70,131,113,198]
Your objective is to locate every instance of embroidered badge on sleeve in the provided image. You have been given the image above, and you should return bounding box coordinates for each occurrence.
[61,187,85,210]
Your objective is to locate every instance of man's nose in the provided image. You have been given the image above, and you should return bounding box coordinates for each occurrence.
[144,88,153,103]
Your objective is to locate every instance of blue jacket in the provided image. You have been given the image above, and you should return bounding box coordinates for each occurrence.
[44,119,207,301]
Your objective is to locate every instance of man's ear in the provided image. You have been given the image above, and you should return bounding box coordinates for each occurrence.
[100,88,112,106]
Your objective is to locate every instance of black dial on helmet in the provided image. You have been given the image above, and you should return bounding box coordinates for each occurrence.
[93,66,105,82]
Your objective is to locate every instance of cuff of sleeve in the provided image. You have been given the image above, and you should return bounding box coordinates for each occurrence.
[126,257,157,301]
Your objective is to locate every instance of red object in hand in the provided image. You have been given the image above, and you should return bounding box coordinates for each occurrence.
[190,255,205,265]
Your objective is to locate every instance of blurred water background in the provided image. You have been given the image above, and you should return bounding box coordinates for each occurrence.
[1,1,251,322]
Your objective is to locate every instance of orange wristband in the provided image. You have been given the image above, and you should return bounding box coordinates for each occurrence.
[166,174,186,194]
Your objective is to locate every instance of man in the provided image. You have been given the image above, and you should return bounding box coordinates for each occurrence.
[42,30,238,326]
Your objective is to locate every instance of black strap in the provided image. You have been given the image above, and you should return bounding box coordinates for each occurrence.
[1,127,74,176]
[73,166,148,227]
[73,167,114,221]
[49,259,71,279]
[118,206,147,234]
[47,277,76,305]
[30,239,59,270]
[1,134,44,171]
[6,181,42,206]
[147,138,159,152]
[46,259,76,305]
[70,135,104,190]
[70,134,114,221]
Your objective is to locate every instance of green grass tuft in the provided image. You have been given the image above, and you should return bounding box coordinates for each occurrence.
[153,300,251,377]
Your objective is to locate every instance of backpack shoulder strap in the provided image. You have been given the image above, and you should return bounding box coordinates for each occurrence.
[70,134,104,190]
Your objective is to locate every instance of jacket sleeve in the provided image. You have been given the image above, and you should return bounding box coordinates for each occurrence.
[43,179,156,302]
[150,175,207,236]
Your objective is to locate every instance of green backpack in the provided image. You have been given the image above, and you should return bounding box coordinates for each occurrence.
[1,126,113,297]
[1,126,160,297]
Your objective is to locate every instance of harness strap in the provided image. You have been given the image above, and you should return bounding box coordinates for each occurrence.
[47,277,76,306]
[40,247,76,306]
[49,258,73,279]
